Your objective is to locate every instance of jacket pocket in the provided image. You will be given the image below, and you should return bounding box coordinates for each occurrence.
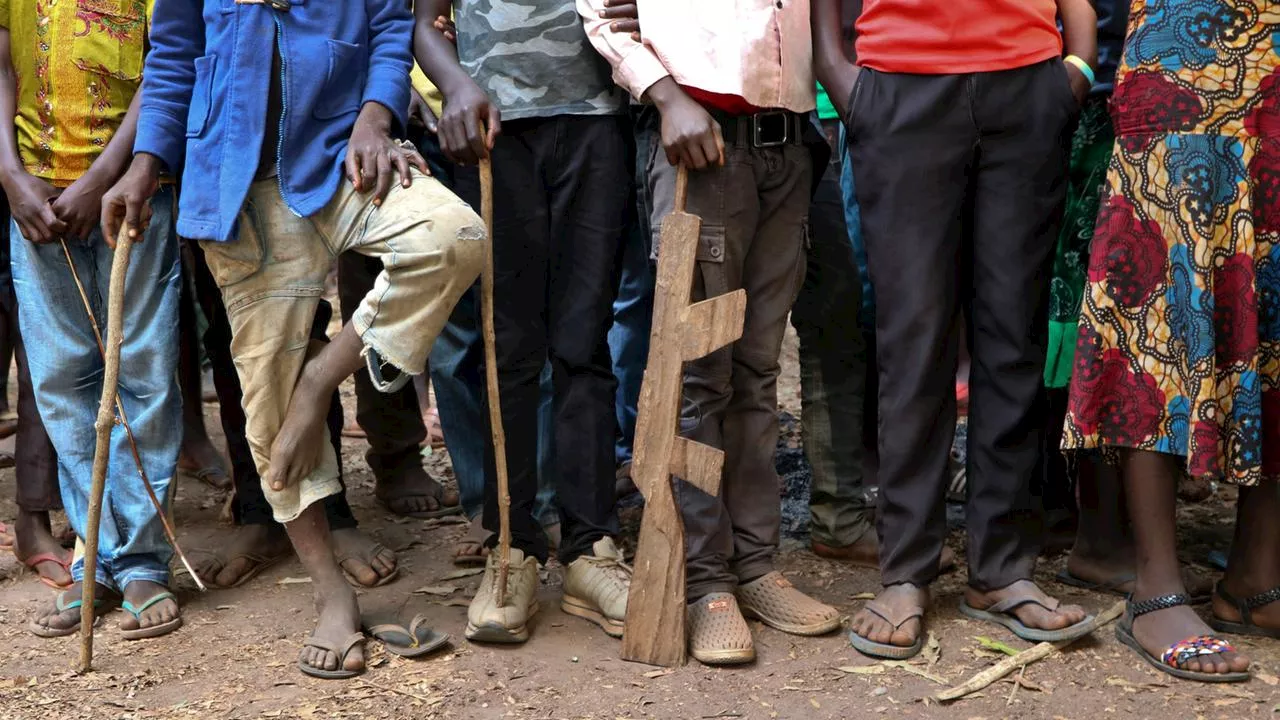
[314,40,366,120]
[186,55,217,138]
[71,0,146,82]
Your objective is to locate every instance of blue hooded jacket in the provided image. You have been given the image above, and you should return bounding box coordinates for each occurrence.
[134,0,412,242]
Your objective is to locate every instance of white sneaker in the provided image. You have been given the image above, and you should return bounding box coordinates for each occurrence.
[561,537,632,637]
[465,547,539,643]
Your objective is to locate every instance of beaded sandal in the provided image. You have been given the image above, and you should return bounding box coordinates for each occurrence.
[1115,593,1250,683]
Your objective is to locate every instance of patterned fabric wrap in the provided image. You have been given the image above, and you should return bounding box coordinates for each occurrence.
[1160,635,1236,668]
[1062,0,1280,486]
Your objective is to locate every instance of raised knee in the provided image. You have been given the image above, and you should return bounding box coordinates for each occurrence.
[434,203,485,279]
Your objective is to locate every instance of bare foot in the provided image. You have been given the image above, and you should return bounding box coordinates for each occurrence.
[332,528,398,587]
[965,580,1087,632]
[267,343,332,492]
[300,575,364,675]
[849,583,927,648]
[373,452,459,517]
[179,433,231,490]
[813,529,957,573]
[14,510,72,588]
[194,523,293,588]
[1133,587,1249,675]
[119,580,180,634]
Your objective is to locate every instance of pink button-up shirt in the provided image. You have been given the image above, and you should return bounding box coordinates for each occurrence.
[577,0,815,113]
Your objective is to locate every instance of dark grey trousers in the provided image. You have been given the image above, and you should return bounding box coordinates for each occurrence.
[847,59,1075,590]
[653,133,814,600]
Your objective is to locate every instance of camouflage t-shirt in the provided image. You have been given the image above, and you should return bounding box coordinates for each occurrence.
[455,0,626,120]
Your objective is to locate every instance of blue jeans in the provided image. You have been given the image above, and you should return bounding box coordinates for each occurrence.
[12,187,182,590]
[838,125,874,329]
[431,287,558,526]
[608,108,656,467]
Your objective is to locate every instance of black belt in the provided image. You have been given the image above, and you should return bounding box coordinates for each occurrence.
[707,109,806,148]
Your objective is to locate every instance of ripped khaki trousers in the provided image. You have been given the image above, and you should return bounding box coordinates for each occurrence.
[201,170,484,522]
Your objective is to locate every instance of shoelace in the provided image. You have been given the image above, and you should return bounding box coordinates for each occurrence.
[586,555,633,592]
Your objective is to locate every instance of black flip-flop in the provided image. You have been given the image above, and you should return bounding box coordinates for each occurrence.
[959,581,1094,643]
[848,598,925,660]
[202,550,289,589]
[1209,584,1280,639]
[1116,593,1249,683]
[298,632,366,680]
[377,495,464,520]
[337,543,401,588]
[362,612,451,658]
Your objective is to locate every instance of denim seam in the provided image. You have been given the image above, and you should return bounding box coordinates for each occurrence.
[224,286,324,313]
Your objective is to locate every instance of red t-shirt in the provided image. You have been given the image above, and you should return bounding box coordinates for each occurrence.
[855,1,1063,74]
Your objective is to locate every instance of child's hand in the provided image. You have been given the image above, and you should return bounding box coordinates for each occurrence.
[646,77,724,170]
[52,174,109,241]
[438,81,501,166]
[347,103,431,206]
[99,154,162,248]
[600,0,641,42]
[3,171,66,244]
[408,88,438,135]
[433,15,456,43]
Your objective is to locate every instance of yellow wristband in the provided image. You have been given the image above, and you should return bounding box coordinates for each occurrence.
[1064,55,1095,86]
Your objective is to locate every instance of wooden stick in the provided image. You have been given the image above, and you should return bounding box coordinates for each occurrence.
[79,233,135,673]
[59,240,205,592]
[477,157,511,606]
[933,599,1125,703]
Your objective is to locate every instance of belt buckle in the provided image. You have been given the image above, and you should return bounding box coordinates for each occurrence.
[751,111,789,148]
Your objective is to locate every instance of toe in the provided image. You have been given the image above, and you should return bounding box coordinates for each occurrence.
[1185,658,1203,673]
[341,560,377,586]
[1226,652,1250,673]
[344,646,364,672]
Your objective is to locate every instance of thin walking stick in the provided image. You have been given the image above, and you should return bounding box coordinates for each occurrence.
[79,231,133,673]
[478,157,511,606]
[59,239,204,593]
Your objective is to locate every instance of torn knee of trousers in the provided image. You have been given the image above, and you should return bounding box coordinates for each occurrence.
[364,346,412,394]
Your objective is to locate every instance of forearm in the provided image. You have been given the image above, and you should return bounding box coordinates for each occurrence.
[413,0,475,99]
[85,91,143,186]
[1058,0,1098,68]
[0,29,26,184]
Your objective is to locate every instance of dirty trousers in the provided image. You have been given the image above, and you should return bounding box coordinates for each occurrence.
[200,171,484,522]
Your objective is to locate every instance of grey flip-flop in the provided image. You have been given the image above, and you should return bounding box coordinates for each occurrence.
[362,612,451,657]
[959,581,1094,643]
[298,632,366,680]
[337,543,400,588]
[848,598,925,660]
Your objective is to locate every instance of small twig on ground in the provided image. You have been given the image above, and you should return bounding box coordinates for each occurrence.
[359,680,435,704]
[935,599,1125,703]
[1006,665,1025,706]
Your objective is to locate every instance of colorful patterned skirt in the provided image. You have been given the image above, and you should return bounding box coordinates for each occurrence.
[1062,0,1280,486]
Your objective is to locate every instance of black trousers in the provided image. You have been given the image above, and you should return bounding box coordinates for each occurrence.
[189,245,355,529]
[453,114,630,565]
[847,59,1074,589]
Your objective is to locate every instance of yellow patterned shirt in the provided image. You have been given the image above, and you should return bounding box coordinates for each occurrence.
[0,0,151,186]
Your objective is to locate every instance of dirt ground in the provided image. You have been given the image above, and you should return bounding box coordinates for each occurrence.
[1,329,1277,720]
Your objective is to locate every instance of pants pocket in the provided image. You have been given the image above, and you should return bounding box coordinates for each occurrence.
[199,206,265,289]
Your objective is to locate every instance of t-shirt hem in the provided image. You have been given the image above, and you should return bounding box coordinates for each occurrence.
[500,105,627,121]
[860,47,1062,75]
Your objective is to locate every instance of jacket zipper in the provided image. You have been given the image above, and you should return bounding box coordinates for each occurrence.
[271,14,300,216]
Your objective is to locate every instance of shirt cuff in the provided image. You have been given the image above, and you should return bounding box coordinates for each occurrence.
[616,48,672,101]
[133,109,186,173]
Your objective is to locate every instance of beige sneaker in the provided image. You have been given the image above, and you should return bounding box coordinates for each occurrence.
[465,547,539,643]
[561,537,632,637]
[736,571,841,636]
[688,592,755,665]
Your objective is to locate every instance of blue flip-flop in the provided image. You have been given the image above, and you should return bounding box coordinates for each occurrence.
[28,589,111,638]
[120,591,182,640]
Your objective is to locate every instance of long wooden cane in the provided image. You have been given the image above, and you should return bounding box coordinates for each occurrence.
[79,231,134,673]
[478,158,511,606]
